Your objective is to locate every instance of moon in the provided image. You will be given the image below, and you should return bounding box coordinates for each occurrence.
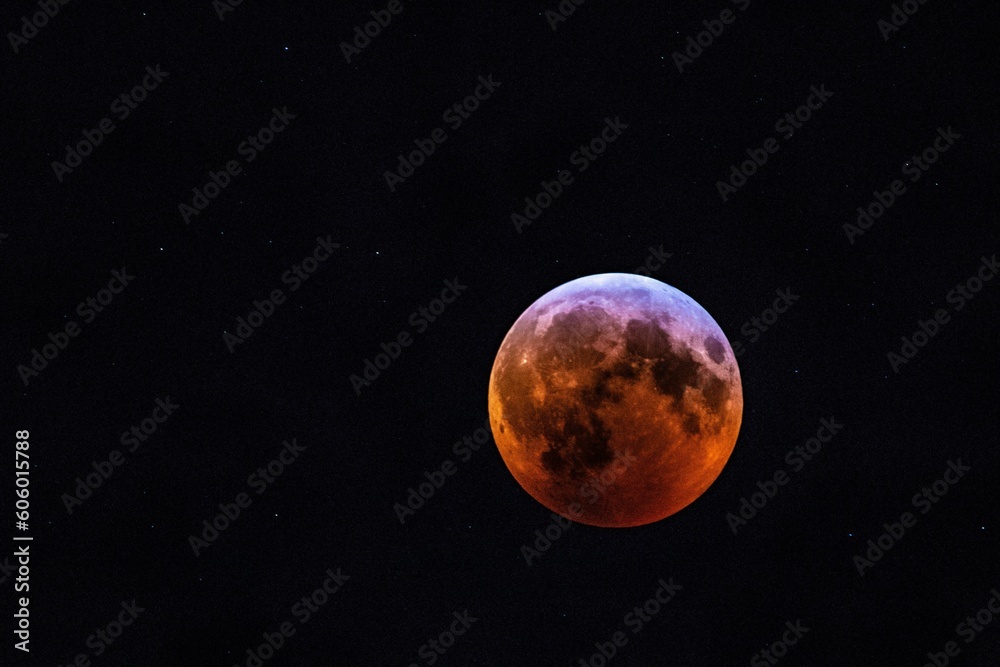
[488,273,743,528]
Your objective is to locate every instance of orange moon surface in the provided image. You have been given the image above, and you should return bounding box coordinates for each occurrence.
[488,274,743,528]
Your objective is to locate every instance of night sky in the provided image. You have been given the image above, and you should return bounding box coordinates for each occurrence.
[4,1,1000,665]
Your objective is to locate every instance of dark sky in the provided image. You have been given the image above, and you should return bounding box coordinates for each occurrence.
[4,1,999,665]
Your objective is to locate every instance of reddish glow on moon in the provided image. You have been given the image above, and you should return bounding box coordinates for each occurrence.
[488,274,743,528]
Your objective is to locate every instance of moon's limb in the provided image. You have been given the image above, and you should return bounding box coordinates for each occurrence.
[488,273,743,527]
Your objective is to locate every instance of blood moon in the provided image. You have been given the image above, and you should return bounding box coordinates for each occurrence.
[488,274,742,528]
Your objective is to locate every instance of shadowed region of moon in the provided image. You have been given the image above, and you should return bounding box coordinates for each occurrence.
[488,273,743,528]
